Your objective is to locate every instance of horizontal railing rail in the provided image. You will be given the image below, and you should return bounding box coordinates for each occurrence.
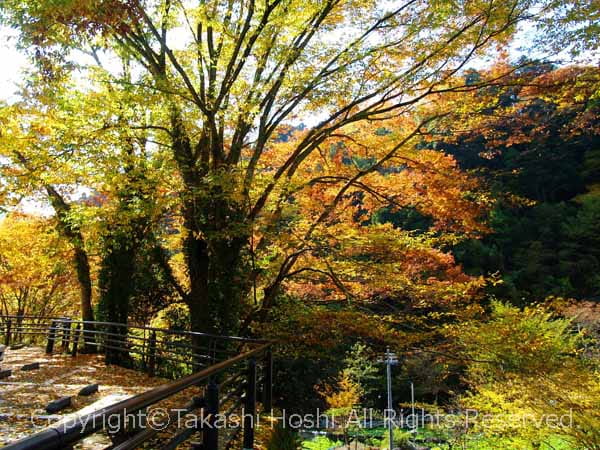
[0,315,265,377]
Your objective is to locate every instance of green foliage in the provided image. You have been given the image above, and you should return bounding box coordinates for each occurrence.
[266,424,302,450]
[444,63,600,302]
[301,436,342,450]
[456,301,579,377]
[582,147,600,184]
[560,196,600,296]
[456,198,600,302]
[535,0,600,57]
[455,302,600,449]
[371,206,433,233]
[380,428,411,448]
[398,353,456,404]
[429,433,575,450]
[343,343,380,406]
[97,238,178,327]
[127,244,178,326]
[151,303,191,331]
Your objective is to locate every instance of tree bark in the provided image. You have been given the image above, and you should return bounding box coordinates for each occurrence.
[73,246,94,325]
[181,189,250,337]
[97,233,136,366]
[45,186,96,352]
[171,110,250,338]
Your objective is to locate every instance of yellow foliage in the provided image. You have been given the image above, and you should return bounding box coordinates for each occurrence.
[319,370,363,412]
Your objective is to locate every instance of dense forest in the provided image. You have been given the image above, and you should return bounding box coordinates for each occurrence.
[0,0,599,448]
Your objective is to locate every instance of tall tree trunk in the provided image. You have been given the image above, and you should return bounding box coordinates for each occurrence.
[171,111,250,339]
[45,186,96,352]
[97,233,136,366]
[73,246,94,324]
[185,201,249,355]
[45,186,94,321]
[180,197,250,333]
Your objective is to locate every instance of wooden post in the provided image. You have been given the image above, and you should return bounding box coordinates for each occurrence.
[15,316,23,344]
[203,379,219,450]
[46,320,58,354]
[243,358,257,450]
[148,331,157,377]
[82,321,97,354]
[61,319,72,352]
[71,324,81,357]
[4,319,11,347]
[264,348,273,412]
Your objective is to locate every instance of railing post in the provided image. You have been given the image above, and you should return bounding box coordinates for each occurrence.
[4,319,11,346]
[264,348,273,413]
[46,320,58,354]
[148,331,157,377]
[61,319,72,352]
[71,324,81,357]
[15,316,23,344]
[243,358,257,450]
[203,378,219,450]
[82,321,96,354]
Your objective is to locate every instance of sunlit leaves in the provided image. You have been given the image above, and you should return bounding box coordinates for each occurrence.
[0,213,79,317]
[249,112,488,309]
[455,302,600,448]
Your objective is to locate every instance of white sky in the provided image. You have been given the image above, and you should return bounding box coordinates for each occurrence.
[3,19,595,104]
[0,27,28,102]
[0,19,596,218]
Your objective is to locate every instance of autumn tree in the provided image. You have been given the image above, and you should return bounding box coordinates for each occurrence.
[0,95,97,325]
[319,369,363,445]
[2,0,595,337]
[0,75,177,348]
[0,213,79,319]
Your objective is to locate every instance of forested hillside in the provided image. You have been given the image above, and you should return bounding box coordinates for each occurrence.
[447,64,600,302]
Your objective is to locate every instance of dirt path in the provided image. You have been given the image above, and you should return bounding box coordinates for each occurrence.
[0,346,201,447]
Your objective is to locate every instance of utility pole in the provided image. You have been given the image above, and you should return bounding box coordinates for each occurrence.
[379,347,398,450]
[410,382,416,433]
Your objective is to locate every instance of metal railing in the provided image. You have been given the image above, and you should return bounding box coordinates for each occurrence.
[0,315,273,449]
[0,315,266,377]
